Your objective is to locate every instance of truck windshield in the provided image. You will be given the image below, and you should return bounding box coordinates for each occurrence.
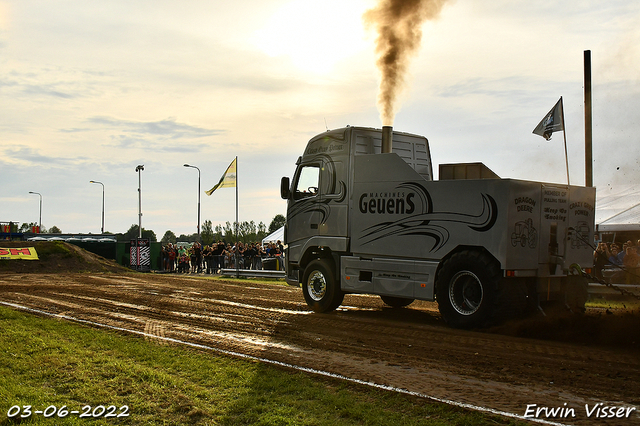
[294,165,320,199]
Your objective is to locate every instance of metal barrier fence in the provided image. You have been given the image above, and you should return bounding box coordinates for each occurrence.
[220,269,286,279]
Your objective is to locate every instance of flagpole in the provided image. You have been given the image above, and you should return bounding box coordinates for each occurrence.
[560,97,570,185]
[235,156,239,278]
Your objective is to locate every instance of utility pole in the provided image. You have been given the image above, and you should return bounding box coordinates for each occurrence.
[584,50,593,187]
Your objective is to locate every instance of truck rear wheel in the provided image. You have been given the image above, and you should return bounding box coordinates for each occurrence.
[436,250,500,329]
[302,259,344,313]
[380,295,414,308]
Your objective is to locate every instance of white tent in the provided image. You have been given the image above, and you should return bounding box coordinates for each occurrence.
[596,185,640,232]
[262,226,284,244]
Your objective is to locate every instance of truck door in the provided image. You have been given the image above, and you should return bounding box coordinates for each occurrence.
[286,163,322,261]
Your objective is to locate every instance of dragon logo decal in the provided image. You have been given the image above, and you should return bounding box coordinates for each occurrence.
[358,182,498,252]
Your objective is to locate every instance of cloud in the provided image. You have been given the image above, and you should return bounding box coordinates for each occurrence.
[20,83,75,99]
[0,70,95,101]
[59,127,92,133]
[0,78,17,88]
[436,77,521,99]
[88,116,223,140]
[108,134,209,153]
[2,146,89,166]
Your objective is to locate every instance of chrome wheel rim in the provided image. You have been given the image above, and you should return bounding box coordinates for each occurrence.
[307,270,327,301]
[449,271,483,316]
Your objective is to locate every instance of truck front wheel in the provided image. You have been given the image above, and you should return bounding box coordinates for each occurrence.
[436,250,500,329]
[302,259,344,313]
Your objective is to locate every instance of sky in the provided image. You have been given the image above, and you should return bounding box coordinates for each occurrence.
[1,0,639,239]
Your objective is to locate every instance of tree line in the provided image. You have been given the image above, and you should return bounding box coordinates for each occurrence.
[121,214,286,246]
[5,223,62,234]
[7,214,286,247]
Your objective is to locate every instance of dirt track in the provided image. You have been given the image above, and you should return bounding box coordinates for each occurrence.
[1,269,639,425]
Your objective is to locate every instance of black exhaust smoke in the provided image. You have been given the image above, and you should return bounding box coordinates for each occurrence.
[363,0,449,126]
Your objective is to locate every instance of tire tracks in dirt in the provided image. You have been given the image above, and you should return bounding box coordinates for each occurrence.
[1,273,638,425]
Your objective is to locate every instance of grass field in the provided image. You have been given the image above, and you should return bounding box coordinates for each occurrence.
[0,305,526,425]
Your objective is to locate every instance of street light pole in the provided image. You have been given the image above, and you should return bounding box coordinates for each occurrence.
[136,165,144,239]
[184,164,201,241]
[28,191,42,232]
[90,180,105,234]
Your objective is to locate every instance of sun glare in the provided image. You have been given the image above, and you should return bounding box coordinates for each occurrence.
[254,0,370,74]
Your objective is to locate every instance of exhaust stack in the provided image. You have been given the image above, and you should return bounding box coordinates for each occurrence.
[382,126,393,153]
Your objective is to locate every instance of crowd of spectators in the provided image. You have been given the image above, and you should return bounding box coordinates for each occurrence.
[161,240,284,274]
[593,239,640,284]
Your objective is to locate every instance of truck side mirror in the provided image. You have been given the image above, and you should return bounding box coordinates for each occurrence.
[280,177,291,200]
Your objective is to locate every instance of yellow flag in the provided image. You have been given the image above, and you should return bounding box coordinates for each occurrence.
[206,158,236,195]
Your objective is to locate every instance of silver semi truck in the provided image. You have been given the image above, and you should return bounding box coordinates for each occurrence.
[280,126,595,328]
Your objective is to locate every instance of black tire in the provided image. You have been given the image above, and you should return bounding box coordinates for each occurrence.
[436,250,501,329]
[302,259,344,313]
[380,295,415,308]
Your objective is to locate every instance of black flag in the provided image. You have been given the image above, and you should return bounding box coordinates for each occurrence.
[533,97,564,140]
